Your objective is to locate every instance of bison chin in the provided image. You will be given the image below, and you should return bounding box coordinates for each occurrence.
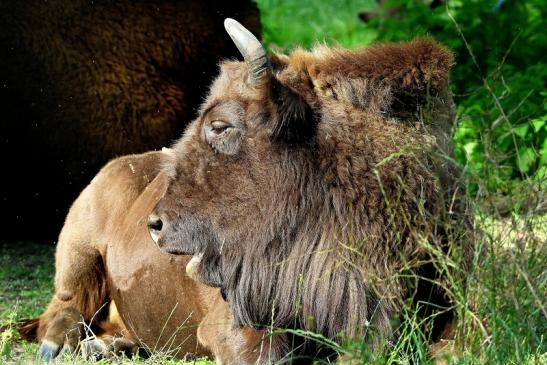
[193,246,225,289]
[148,212,226,288]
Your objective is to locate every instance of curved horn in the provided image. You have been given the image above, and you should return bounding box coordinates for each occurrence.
[224,18,270,84]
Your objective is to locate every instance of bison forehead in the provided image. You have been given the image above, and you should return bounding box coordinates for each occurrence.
[205,61,268,106]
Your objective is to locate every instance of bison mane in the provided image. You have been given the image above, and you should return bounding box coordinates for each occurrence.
[224,39,469,342]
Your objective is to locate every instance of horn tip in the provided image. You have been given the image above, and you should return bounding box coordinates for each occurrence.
[224,18,240,32]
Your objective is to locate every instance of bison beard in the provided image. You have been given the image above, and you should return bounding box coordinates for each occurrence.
[152,19,472,361]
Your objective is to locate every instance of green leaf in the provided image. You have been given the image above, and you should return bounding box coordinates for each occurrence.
[517,147,536,173]
[531,116,546,133]
[532,165,546,181]
[540,139,547,166]
[463,142,478,158]
[513,124,529,139]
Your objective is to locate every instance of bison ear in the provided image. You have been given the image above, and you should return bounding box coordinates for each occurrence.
[269,77,317,145]
[270,53,290,71]
[336,38,454,119]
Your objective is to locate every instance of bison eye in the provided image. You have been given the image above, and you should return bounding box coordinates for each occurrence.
[210,120,232,135]
[204,119,243,155]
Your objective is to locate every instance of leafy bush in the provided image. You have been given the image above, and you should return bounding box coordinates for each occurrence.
[358,0,546,203]
[259,0,378,49]
[261,0,547,205]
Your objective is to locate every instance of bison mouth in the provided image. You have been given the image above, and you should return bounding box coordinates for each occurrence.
[162,243,225,290]
[157,241,194,256]
[148,214,225,288]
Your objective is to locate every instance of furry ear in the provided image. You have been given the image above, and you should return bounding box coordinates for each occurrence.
[270,53,290,71]
[269,77,317,145]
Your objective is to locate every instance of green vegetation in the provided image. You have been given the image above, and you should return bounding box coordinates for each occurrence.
[260,0,378,48]
[1,1,545,364]
[262,0,546,208]
[0,243,55,320]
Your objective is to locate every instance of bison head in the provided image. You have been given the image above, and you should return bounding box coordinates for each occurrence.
[149,18,463,348]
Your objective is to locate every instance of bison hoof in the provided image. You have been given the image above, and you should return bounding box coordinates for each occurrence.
[81,338,109,361]
[39,308,84,360]
[80,336,139,360]
[109,337,139,358]
[39,340,61,361]
[39,307,139,361]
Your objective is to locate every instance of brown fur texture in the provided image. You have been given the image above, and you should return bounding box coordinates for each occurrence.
[152,37,473,362]
[0,0,260,240]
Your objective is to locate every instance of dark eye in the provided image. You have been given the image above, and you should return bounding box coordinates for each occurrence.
[210,120,232,135]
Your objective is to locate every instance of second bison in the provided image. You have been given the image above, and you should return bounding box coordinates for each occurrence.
[0,0,260,241]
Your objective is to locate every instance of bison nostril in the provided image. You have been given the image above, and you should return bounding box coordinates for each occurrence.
[148,215,163,231]
[147,214,163,243]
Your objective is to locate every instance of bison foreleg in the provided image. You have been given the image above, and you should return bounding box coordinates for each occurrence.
[80,334,139,360]
[37,189,110,360]
[38,301,138,361]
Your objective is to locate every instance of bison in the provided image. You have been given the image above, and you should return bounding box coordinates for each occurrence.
[149,19,473,362]
[26,18,472,363]
[0,0,260,241]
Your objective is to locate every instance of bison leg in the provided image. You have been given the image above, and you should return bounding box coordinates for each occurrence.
[36,185,110,359]
[80,335,139,361]
[39,301,138,361]
[79,302,139,360]
[198,295,288,365]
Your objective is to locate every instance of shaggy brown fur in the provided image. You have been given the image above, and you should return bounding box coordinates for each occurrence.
[0,0,260,240]
[28,149,235,360]
[152,36,473,362]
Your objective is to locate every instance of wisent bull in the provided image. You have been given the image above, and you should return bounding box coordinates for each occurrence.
[27,19,472,364]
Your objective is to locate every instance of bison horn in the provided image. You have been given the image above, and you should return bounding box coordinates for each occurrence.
[224,18,270,84]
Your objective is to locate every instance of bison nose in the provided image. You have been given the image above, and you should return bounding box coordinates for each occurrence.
[147,214,163,244]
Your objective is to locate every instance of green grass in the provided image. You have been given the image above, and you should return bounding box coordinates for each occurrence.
[0,242,55,320]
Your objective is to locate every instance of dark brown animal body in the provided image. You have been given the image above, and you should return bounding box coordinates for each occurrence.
[0,0,260,241]
[150,19,473,363]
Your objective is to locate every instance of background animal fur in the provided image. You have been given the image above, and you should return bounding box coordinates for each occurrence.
[0,0,260,241]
